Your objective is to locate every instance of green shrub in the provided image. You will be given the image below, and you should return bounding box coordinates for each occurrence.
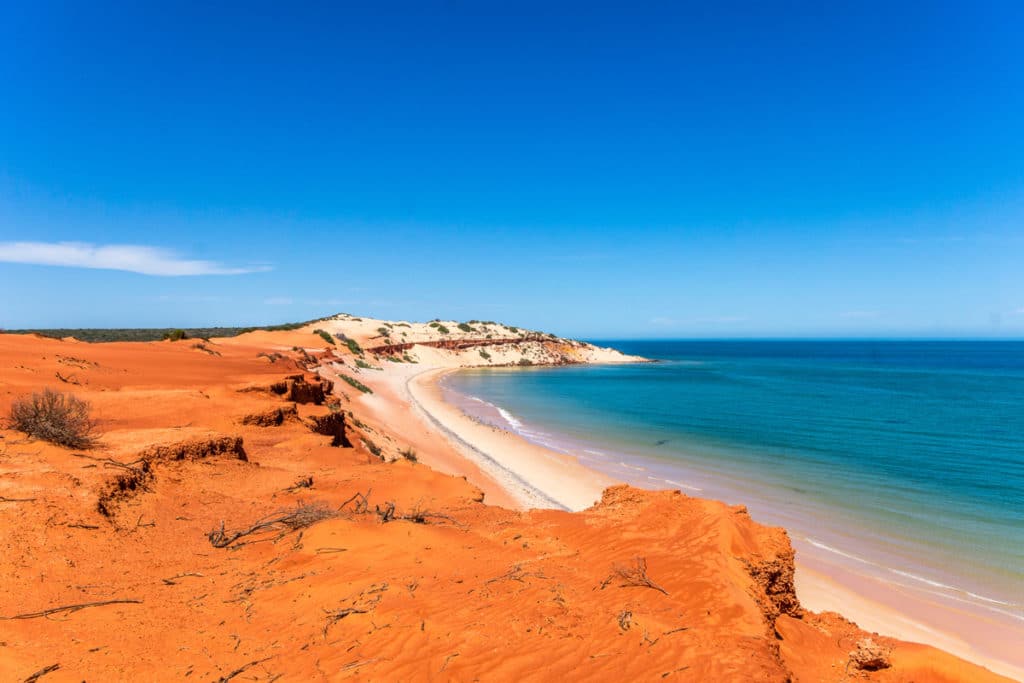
[385,355,403,363]
[8,389,96,448]
[363,438,383,458]
[479,350,491,360]
[377,327,391,337]
[355,359,373,369]
[403,354,417,363]
[458,323,475,333]
[399,447,418,462]
[163,329,187,341]
[518,358,533,366]
[339,374,373,394]
[343,337,363,356]
[508,326,519,333]
[435,324,450,335]
[313,329,336,345]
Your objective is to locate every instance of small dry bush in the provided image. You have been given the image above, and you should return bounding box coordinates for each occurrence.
[8,389,96,448]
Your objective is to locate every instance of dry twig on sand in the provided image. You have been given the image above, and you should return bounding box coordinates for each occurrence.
[208,503,336,548]
[216,657,272,682]
[612,556,669,596]
[22,663,60,682]
[1,599,142,620]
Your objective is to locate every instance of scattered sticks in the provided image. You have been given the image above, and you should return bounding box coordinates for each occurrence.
[1,599,142,621]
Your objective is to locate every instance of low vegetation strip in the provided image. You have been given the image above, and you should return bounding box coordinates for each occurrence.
[2,318,323,343]
[339,374,373,394]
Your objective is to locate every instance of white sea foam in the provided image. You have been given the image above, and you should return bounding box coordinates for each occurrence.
[803,537,877,567]
[661,478,703,492]
[888,568,959,592]
[496,406,523,430]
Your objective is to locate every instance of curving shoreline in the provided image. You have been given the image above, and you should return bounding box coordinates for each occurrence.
[403,367,616,512]
[404,364,1024,682]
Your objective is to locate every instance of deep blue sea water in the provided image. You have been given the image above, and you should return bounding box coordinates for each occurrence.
[445,341,1024,622]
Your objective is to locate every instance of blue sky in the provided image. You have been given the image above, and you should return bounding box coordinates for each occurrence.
[2,2,1022,338]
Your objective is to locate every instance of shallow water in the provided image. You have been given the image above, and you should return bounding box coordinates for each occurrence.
[444,341,1024,625]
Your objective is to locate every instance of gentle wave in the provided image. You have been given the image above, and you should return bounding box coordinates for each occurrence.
[651,475,703,492]
[496,406,524,430]
[804,537,1022,617]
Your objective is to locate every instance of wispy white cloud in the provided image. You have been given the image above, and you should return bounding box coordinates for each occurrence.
[1014,307,1024,315]
[839,310,880,319]
[0,241,270,276]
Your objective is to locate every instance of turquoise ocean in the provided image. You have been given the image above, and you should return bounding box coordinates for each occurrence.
[443,341,1024,635]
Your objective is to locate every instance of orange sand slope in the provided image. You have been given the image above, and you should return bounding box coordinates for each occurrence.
[0,326,1013,682]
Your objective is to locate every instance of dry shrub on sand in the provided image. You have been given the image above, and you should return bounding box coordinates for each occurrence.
[7,389,96,448]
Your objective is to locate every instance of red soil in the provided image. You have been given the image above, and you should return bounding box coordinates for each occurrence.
[0,333,1012,682]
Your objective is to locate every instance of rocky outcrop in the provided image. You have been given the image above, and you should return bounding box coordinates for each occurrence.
[849,638,892,671]
[137,435,247,463]
[745,551,803,622]
[240,404,299,427]
[307,412,351,447]
[97,436,248,516]
[268,374,333,404]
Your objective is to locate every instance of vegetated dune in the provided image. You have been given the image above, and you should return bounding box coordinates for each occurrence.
[0,317,1013,682]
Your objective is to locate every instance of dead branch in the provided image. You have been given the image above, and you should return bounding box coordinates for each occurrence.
[397,505,466,528]
[374,501,395,523]
[661,666,691,678]
[282,476,313,493]
[612,556,669,596]
[339,490,371,514]
[322,606,371,636]
[23,663,60,682]
[1,599,142,620]
[440,653,460,672]
[67,523,100,530]
[485,563,549,585]
[208,503,336,548]
[617,610,632,631]
[0,496,36,503]
[216,657,272,683]
[162,572,204,586]
[134,514,155,529]
[54,372,80,385]
[70,452,143,470]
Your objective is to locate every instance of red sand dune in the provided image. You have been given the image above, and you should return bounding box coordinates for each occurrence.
[0,332,1013,681]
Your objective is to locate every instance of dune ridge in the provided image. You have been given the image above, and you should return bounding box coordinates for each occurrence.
[0,314,1015,681]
